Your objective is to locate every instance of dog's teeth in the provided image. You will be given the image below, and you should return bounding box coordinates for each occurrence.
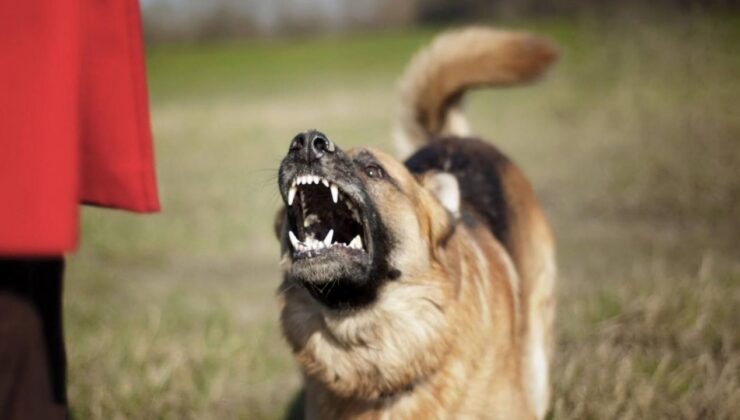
[330,184,339,203]
[289,231,300,249]
[349,235,362,250]
[288,186,297,205]
[313,175,320,184]
[323,229,334,246]
[321,178,329,187]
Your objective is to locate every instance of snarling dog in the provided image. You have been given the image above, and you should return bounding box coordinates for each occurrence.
[274,27,558,419]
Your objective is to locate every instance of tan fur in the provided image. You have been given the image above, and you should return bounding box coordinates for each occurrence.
[278,27,557,419]
[497,164,557,418]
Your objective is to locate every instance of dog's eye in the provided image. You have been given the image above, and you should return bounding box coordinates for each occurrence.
[365,164,384,179]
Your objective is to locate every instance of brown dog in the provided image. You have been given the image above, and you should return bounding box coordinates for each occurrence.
[275,27,558,419]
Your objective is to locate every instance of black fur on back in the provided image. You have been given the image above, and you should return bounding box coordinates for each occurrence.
[404,137,512,248]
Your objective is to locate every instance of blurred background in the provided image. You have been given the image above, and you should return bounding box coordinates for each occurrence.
[67,0,739,418]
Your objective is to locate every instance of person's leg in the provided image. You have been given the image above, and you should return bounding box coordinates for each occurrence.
[0,258,67,419]
[25,259,67,405]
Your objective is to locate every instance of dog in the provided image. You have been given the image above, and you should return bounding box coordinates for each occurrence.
[274,27,558,419]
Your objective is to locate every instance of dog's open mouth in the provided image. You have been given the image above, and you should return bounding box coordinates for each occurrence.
[285,174,367,259]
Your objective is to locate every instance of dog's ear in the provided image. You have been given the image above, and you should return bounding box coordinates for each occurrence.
[423,172,460,217]
[419,172,460,246]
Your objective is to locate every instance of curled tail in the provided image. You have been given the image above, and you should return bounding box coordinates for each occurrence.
[395,27,558,156]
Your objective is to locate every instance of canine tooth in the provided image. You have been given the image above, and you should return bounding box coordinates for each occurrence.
[288,231,300,249]
[321,178,329,187]
[349,235,362,250]
[323,229,334,246]
[288,186,297,205]
[330,184,339,203]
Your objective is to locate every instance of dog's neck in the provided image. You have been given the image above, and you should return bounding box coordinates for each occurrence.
[280,269,456,396]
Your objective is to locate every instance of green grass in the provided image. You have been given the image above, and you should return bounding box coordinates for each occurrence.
[145,29,439,102]
[66,12,740,419]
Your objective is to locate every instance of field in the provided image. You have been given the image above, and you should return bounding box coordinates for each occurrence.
[66,12,740,419]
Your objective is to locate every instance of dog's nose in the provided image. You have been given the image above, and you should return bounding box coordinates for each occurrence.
[289,130,335,163]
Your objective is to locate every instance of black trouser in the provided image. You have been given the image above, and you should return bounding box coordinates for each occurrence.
[0,258,66,419]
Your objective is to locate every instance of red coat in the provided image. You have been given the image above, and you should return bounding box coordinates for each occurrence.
[0,0,159,255]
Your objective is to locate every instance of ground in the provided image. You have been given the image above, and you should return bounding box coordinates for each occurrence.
[66,12,740,419]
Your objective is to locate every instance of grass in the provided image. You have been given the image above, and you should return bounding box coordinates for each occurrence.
[66,11,740,419]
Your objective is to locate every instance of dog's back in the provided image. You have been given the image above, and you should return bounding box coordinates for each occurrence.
[396,27,558,418]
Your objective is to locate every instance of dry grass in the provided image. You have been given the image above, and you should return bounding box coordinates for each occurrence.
[65,13,739,419]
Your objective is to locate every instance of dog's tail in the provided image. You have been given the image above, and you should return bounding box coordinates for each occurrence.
[395,27,557,156]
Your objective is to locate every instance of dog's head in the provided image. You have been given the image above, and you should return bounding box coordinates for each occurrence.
[276,130,460,310]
